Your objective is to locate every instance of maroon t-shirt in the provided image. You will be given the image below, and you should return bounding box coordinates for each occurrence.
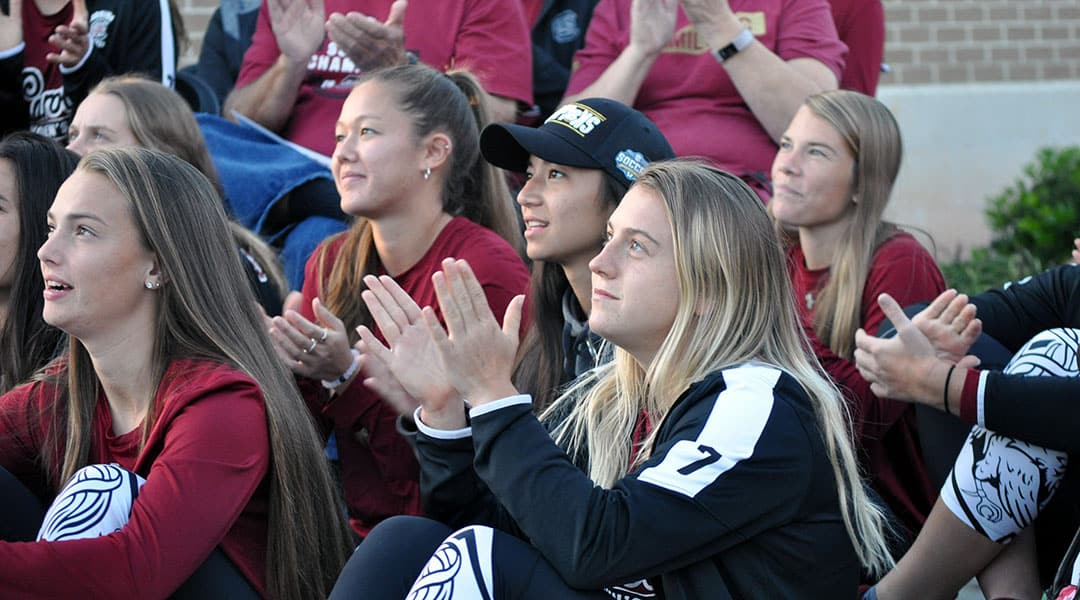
[235,0,534,156]
[566,0,846,184]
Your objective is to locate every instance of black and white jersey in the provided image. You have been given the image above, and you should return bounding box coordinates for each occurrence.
[968,264,1080,453]
[416,363,859,599]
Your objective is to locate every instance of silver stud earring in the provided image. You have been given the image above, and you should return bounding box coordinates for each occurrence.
[145,281,154,289]
[423,167,431,181]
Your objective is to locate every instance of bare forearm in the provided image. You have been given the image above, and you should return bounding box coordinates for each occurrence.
[562,44,659,107]
[699,17,837,142]
[224,55,308,132]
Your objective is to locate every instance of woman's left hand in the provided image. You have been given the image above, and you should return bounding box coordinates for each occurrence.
[269,298,355,381]
[424,258,524,407]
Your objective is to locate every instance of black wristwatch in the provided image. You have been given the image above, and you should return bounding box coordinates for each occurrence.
[711,28,754,63]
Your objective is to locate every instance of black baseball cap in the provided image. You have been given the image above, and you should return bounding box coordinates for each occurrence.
[480,98,675,187]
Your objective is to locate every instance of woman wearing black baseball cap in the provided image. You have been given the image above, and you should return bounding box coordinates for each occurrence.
[480,97,675,410]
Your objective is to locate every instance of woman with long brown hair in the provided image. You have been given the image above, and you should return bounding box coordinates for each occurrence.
[0,147,350,598]
[267,64,529,540]
[770,89,945,550]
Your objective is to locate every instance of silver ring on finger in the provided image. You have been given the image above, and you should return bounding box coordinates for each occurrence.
[318,327,328,343]
[304,338,317,353]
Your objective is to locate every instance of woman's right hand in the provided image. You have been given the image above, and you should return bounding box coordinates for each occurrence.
[628,0,679,58]
[359,275,464,429]
[0,0,23,51]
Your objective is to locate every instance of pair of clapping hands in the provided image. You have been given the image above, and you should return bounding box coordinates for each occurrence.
[269,259,524,429]
[854,290,981,410]
[266,0,408,72]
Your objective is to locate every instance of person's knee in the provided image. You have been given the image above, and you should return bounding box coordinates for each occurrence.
[38,464,145,542]
[330,516,451,600]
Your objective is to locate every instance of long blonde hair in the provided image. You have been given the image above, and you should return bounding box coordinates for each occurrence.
[784,90,904,359]
[318,64,523,340]
[42,148,351,600]
[544,160,894,574]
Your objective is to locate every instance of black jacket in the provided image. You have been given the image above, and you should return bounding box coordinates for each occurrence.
[416,363,860,599]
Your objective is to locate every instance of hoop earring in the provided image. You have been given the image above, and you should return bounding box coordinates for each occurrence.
[423,167,431,181]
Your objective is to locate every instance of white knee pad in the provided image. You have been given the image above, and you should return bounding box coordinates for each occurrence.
[941,328,1076,542]
[407,525,496,600]
[37,463,146,542]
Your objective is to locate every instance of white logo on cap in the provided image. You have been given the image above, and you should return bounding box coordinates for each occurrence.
[546,104,606,137]
[615,149,648,181]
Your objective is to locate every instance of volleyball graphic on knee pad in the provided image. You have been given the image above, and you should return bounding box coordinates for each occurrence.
[407,542,463,600]
[37,463,145,542]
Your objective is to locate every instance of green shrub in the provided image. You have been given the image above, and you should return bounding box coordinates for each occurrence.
[940,146,1078,295]
[940,246,1048,295]
[985,146,1080,266]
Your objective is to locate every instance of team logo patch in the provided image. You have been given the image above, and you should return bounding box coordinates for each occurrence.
[615,149,648,181]
[551,9,580,44]
[546,103,605,136]
[88,10,116,49]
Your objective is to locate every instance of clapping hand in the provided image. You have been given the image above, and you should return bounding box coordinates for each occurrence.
[629,0,679,57]
[267,0,326,65]
[907,289,982,363]
[424,258,524,408]
[356,274,461,425]
[854,292,980,403]
[326,0,407,71]
[269,298,354,381]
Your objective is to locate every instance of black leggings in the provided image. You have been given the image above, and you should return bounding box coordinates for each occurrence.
[329,516,608,599]
[0,464,260,599]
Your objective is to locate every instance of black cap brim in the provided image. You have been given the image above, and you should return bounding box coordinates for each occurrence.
[480,123,602,174]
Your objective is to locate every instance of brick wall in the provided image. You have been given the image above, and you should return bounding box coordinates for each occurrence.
[882,0,1080,85]
[175,1,1080,82]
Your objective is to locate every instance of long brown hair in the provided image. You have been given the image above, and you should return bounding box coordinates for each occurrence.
[43,148,350,600]
[781,91,904,359]
[0,133,76,393]
[318,64,523,338]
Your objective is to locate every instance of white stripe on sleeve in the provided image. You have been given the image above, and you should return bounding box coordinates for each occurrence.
[638,364,780,499]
